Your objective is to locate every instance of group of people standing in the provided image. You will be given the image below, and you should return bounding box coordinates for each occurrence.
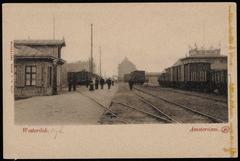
[86,77,114,91]
[68,74,134,92]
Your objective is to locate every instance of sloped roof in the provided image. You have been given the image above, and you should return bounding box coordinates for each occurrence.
[14,45,52,57]
[172,59,183,67]
[14,39,66,46]
[181,55,227,60]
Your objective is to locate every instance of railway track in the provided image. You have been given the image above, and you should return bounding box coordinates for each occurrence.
[142,85,227,104]
[77,91,129,124]
[133,86,226,123]
[121,85,178,123]
[113,101,174,123]
[78,89,174,124]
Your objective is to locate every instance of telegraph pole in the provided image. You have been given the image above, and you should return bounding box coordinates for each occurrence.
[52,15,57,95]
[99,46,102,77]
[53,16,55,40]
[90,24,93,75]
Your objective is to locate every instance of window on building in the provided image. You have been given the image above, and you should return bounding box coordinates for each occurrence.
[25,66,36,86]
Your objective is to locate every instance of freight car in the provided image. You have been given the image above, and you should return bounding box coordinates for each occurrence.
[158,62,227,95]
[75,70,92,85]
[130,70,146,85]
[183,62,211,91]
[208,69,227,95]
[67,70,92,86]
[158,72,168,87]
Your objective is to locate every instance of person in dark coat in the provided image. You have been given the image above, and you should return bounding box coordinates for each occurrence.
[111,79,114,86]
[68,79,72,92]
[68,73,74,92]
[100,78,105,89]
[89,80,94,91]
[95,78,99,89]
[106,78,112,90]
[86,80,89,88]
[128,79,134,90]
[72,75,77,91]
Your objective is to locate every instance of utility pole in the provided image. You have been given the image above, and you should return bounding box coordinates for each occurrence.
[53,16,55,40]
[89,24,94,91]
[99,46,102,77]
[90,24,93,76]
[52,15,57,95]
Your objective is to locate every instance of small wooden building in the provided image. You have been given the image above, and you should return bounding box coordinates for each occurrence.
[14,39,66,99]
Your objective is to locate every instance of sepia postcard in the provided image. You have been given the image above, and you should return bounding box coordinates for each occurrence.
[3,3,238,158]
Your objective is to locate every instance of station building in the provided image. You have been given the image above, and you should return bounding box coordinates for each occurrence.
[14,39,66,99]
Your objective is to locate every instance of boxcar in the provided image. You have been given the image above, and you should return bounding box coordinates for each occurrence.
[184,62,211,91]
[75,70,91,85]
[130,70,146,85]
[158,72,167,87]
[158,61,227,95]
[209,69,227,95]
[68,70,92,85]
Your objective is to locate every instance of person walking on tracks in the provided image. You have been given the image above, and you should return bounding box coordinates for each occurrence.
[128,79,134,90]
[95,78,99,89]
[72,74,77,91]
[106,78,112,90]
[86,80,90,88]
[100,77,105,89]
[68,78,73,92]
[68,73,75,92]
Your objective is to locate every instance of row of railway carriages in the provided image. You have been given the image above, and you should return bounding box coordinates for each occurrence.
[158,49,228,95]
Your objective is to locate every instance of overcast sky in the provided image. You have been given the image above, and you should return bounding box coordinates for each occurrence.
[3,3,230,77]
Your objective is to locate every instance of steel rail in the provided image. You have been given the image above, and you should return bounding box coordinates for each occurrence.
[113,101,174,123]
[142,85,227,104]
[134,93,181,123]
[134,87,226,123]
[77,91,129,124]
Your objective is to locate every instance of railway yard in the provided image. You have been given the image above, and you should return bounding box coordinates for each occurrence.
[15,82,228,125]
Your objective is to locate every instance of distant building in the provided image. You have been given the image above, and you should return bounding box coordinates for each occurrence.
[145,72,161,85]
[14,39,66,99]
[118,57,137,81]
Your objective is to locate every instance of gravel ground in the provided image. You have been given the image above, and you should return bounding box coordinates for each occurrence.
[15,83,227,125]
[99,83,169,124]
[135,85,228,122]
[14,85,118,125]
